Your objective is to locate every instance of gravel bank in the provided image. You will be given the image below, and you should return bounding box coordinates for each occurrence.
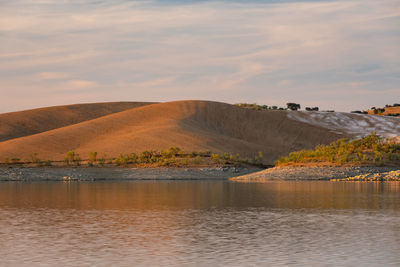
[0,167,262,181]
[230,166,400,181]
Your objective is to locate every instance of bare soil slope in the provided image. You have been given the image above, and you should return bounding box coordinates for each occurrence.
[0,102,155,141]
[0,101,341,164]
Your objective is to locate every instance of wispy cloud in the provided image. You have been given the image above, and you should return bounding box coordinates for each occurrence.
[0,0,399,112]
[35,72,70,81]
[66,80,97,89]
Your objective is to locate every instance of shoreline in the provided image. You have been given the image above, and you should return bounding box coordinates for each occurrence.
[2,165,399,182]
[0,166,263,181]
[230,166,400,182]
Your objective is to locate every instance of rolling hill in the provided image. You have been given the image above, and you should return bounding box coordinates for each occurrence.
[0,100,399,165]
[0,102,155,142]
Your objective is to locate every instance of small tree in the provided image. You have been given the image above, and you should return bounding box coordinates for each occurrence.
[211,153,220,164]
[287,103,301,111]
[89,151,98,164]
[65,151,80,166]
[65,151,76,165]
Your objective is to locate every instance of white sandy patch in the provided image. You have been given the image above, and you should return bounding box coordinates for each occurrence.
[287,111,400,138]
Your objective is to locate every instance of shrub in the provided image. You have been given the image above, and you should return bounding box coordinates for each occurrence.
[193,155,202,165]
[98,155,106,166]
[139,150,158,163]
[89,152,97,164]
[169,146,181,156]
[64,151,81,166]
[253,151,263,164]
[30,153,41,164]
[74,154,81,166]
[65,151,76,165]
[115,154,128,166]
[182,158,189,166]
[211,153,220,163]
[11,158,20,164]
[4,157,9,164]
[129,153,138,163]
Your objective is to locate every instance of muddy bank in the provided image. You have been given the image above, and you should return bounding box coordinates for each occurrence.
[231,166,400,181]
[0,167,262,181]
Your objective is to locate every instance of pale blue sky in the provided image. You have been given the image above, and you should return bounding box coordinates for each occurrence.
[1,0,399,112]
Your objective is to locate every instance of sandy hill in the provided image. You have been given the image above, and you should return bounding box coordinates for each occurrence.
[1,100,399,165]
[0,101,343,164]
[0,102,155,142]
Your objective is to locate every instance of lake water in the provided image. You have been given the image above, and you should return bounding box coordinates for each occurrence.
[0,181,399,266]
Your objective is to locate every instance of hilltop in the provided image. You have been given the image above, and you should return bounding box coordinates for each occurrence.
[0,102,155,142]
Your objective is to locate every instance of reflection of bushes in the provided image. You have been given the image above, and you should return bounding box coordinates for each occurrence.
[275,133,400,166]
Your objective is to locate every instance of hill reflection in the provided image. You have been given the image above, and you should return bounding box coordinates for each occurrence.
[0,181,399,210]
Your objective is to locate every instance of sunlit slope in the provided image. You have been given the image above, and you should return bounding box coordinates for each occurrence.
[0,101,341,164]
[0,102,155,141]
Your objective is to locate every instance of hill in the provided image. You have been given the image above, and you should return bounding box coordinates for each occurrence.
[0,101,343,165]
[0,102,155,141]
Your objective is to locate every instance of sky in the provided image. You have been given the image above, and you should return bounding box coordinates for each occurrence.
[1,0,399,113]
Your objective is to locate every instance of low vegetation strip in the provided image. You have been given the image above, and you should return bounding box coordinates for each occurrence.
[1,147,265,168]
[331,170,400,181]
[274,133,400,167]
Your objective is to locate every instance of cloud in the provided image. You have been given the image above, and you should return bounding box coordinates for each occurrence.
[35,72,69,81]
[66,80,97,89]
[0,0,399,112]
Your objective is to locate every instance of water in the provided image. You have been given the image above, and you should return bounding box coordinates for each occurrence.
[0,181,399,266]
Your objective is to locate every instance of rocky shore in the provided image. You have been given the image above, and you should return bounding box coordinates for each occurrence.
[0,166,262,181]
[333,170,400,181]
[231,166,400,182]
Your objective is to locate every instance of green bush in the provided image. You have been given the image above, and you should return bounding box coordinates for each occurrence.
[274,133,400,166]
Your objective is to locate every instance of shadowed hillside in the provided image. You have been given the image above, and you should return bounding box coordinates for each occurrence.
[0,102,155,141]
[0,101,342,164]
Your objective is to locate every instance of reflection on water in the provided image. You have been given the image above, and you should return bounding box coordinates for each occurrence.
[0,181,399,266]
